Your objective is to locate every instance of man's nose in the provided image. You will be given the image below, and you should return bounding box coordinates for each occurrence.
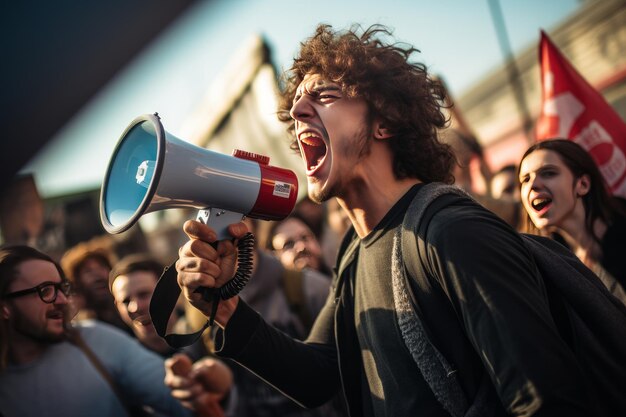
[290,95,314,121]
[55,291,69,305]
[293,239,307,253]
[127,300,139,314]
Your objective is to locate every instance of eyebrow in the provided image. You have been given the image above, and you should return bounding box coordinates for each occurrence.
[519,164,559,178]
[294,84,342,100]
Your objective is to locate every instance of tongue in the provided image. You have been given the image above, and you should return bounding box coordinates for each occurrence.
[534,200,551,211]
[302,138,326,171]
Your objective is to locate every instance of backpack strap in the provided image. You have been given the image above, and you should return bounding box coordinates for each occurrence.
[65,328,133,414]
[281,268,313,331]
[392,183,495,417]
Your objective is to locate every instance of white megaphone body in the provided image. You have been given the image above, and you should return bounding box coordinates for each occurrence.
[100,113,299,240]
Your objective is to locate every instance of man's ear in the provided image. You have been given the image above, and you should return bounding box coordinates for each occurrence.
[373,119,393,140]
[576,174,591,197]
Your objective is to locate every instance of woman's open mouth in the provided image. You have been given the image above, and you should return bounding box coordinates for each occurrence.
[299,131,327,175]
[531,197,553,215]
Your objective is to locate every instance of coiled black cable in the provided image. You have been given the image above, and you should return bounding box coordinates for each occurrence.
[219,232,255,299]
[201,232,255,327]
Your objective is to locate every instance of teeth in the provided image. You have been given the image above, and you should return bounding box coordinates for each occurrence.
[298,131,327,172]
[531,198,551,210]
[302,138,322,146]
[300,132,322,146]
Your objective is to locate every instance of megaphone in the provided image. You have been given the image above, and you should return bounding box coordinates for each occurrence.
[100,113,298,239]
[100,113,299,343]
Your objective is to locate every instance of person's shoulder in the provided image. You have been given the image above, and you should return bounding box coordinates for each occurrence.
[74,319,136,344]
[421,192,521,249]
[302,267,331,281]
[427,193,497,228]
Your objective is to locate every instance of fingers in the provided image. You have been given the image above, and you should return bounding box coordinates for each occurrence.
[191,358,234,395]
[177,219,248,318]
[177,241,237,290]
[183,220,249,242]
[164,354,193,391]
[183,220,218,242]
[227,221,250,239]
[169,353,193,375]
[165,355,228,417]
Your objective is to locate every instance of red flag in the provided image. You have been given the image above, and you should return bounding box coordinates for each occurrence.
[536,30,626,198]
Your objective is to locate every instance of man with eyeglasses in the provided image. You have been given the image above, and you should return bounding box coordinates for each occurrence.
[268,214,332,276]
[0,245,192,417]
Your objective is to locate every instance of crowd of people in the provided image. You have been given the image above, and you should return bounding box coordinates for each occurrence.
[2,22,626,417]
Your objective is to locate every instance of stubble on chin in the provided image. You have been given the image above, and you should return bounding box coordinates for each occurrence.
[308,176,341,204]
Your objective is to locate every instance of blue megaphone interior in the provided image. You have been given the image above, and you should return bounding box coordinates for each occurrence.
[103,120,159,230]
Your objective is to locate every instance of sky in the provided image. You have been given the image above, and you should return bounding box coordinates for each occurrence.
[22,0,583,198]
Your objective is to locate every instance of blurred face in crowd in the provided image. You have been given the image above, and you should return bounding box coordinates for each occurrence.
[519,149,589,232]
[272,218,324,272]
[491,169,520,200]
[111,271,160,345]
[76,257,112,307]
[290,73,372,203]
[2,259,72,344]
[326,198,351,237]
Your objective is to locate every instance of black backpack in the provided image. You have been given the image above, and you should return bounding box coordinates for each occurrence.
[393,183,626,417]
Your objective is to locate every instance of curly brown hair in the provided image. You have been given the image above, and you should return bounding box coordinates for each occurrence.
[278,23,455,183]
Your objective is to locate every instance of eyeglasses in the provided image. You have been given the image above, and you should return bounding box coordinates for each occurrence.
[3,280,73,304]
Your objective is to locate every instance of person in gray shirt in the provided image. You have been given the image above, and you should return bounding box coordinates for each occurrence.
[0,245,192,417]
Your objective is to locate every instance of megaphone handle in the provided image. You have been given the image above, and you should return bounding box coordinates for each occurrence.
[194,208,254,326]
[196,208,245,241]
[193,233,254,326]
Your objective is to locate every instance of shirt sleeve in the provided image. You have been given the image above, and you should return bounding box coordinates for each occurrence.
[302,268,333,319]
[80,321,192,417]
[214,298,340,408]
[425,204,591,416]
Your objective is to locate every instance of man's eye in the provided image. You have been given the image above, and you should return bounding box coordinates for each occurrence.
[319,94,338,101]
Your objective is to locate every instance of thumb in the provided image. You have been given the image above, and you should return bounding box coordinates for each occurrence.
[169,353,193,376]
[193,358,233,395]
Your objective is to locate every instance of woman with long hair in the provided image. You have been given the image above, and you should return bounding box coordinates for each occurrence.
[518,138,626,303]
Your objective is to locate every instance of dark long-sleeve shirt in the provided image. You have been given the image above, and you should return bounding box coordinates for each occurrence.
[215,185,591,416]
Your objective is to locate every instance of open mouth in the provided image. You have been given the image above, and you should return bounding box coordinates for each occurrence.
[299,131,327,174]
[531,197,552,213]
[91,281,110,295]
[47,310,64,320]
[133,315,152,327]
[295,252,312,262]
